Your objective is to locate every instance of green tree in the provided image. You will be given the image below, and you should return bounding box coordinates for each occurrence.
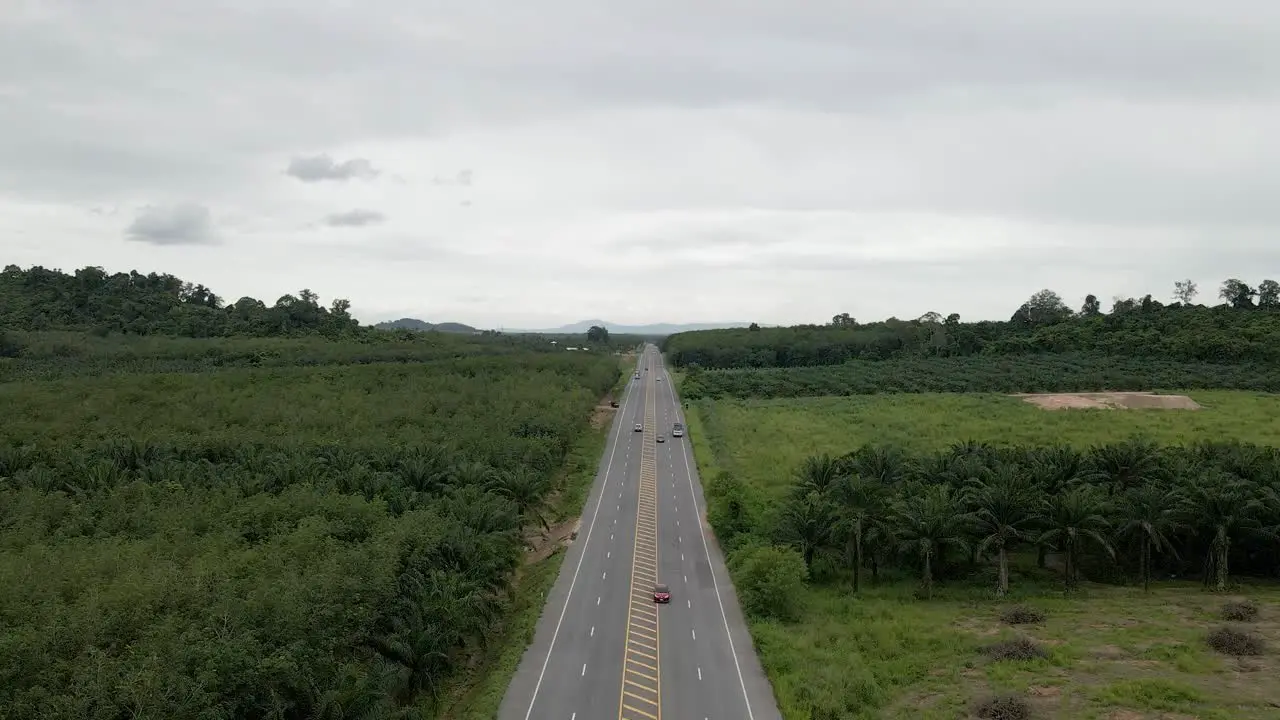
[964,464,1041,596]
[730,544,808,621]
[1038,486,1114,591]
[889,485,973,599]
[1172,279,1198,304]
[1115,483,1183,592]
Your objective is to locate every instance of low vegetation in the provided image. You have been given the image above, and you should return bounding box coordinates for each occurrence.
[684,389,1280,719]
[678,354,1280,399]
[0,265,629,720]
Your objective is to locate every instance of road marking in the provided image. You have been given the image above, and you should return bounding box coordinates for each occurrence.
[691,628,696,639]
[582,663,587,676]
[617,360,661,720]
[521,374,639,720]
[661,368,758,720]
[597,596,601,605]
[687,599,691,608]
[591,626,595,637]
[698,667,702,681]
[603,571,607,579]
[681,553,684,561]
[608,551,611,558]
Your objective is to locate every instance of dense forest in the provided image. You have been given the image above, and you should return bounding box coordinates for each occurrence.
[663,280,1280,369]
[0,262,626,720]
[715,439,1280,619]
[1,264,368,338]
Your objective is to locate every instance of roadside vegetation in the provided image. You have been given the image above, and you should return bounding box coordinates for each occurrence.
[688,401,1280,719]
[0,264,628,720]
[669,281,1280,719]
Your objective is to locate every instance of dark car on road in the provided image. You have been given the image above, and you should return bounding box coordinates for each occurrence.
[653,583,670,603]
[656,434,665,443]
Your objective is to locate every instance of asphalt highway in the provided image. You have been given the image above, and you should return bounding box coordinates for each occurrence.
[499,344,782,720]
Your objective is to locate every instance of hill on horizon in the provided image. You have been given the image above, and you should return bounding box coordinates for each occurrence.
[504,319,756,335]
[372,318,479,334]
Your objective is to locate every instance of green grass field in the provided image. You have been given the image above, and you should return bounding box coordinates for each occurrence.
[693,391,1280,502]
[682,388,1280,719]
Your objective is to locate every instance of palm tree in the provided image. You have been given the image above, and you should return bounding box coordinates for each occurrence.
[1090,439,1165,496]
[1038,485,1114,591]
[1027,445,1092,568]
[1115,483,1183,592]
[776,488,838,572]
[831,473,887,592]
[964,463,1042,596]
[1179,470,1264,592]
[889,485,974,599]
[795,453,843,496]
[488,466,552,531]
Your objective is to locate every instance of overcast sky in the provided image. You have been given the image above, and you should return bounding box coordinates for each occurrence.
[3,1,1279,328]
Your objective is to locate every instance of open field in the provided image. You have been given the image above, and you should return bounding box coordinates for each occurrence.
[681,385,1280,719]
[751,579,1280,720]
[689,390,1280,501]
[0,349,622,720]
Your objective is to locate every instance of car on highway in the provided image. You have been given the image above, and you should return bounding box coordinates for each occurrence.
[653,583,670,603]
[633,372,640,379]
[633,423,643,432]
[656,434,665,443]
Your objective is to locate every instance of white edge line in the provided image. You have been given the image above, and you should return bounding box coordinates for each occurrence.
[662,355,758,720]
[522,368,640,720]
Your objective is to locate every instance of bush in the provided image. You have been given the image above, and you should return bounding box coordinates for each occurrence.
[999,605,1046,625]
[974,694,1032,720]
[981,637,1049,662]
[1206,626,1266,656]
[1221,600,1259,622]
[730,544,808,622]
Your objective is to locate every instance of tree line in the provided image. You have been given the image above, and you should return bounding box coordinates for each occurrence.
[679,354,1280,400]
[0,351,621,719]
[663,278,1280,370]
[713,439,1280,620]
[2,264,364,338]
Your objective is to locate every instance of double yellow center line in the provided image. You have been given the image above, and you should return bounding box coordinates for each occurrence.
[617,368,661,720]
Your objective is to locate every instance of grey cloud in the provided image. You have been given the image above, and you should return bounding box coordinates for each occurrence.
[324,209,386,227]
[432,170,473,186]
[286,154,380,182]
[124,203,218,246]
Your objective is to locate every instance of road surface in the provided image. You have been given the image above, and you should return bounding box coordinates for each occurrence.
[499,344,782,720]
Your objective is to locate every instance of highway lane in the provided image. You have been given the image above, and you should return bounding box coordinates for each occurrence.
[500,345,782,720]
[649,352,783,720]
[499,353,647,720]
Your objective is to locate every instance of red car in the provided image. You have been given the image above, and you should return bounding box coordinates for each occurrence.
[653,583,670,603]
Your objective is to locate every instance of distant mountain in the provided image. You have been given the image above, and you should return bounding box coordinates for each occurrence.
[373,318,479,334]
[505,319,756,336]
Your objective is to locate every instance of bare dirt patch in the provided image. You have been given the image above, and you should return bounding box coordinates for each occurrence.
[1013,392,1203,411]
[525,517,581,564]
[590,400,619,429]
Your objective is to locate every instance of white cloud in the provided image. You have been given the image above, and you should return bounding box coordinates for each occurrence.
[2,0,1278,328]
